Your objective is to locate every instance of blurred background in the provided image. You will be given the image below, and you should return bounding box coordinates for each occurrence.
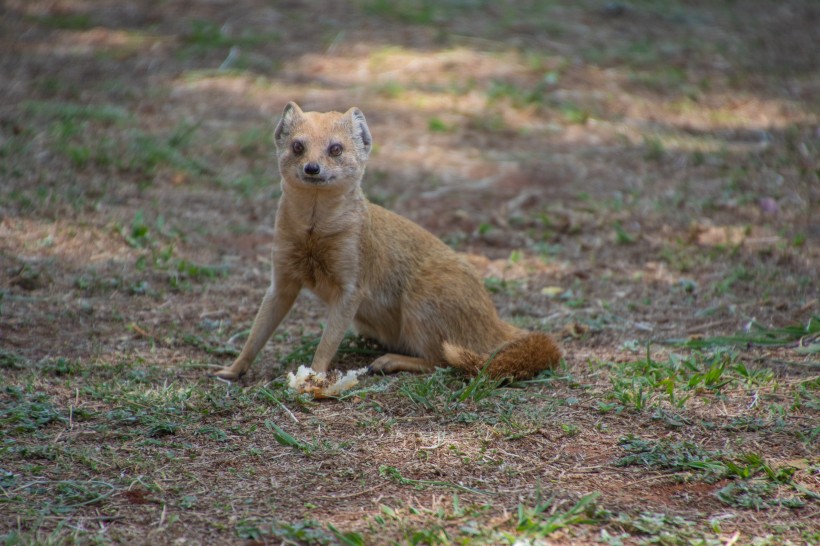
[2,0,816,356]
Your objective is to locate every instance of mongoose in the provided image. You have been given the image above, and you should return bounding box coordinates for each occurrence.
[213,102,562,382]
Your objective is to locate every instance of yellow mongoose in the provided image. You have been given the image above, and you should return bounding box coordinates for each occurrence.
[213,102,562,382]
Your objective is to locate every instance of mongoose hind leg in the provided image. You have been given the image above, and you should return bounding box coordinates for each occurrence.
[369,354,436,374]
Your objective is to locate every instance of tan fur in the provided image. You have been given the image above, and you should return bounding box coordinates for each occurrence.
[213,102,562,382]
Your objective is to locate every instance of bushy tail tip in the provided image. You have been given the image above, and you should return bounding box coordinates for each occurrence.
[442,332,562,380]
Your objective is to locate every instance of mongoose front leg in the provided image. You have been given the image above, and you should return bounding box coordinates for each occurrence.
[309,290,362,374]
[213,279,300,380]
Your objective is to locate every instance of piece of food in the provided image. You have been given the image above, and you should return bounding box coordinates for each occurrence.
[287,365,367,398]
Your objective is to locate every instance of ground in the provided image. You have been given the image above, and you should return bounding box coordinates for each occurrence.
[0,1,818,544]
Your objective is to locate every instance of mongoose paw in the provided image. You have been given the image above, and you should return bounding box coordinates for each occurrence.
[210,367,244,381]
[367,355,394,375]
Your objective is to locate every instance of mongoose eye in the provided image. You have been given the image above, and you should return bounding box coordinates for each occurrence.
[292,141,305,155]
[328,143,343,157]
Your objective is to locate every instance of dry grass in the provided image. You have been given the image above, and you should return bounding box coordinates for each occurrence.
[1,1,818,544]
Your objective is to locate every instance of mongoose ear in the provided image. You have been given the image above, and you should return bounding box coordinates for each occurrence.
[274,101,303,147]
[345,107,372,156]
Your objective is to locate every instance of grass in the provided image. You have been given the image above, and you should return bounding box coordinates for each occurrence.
[663,316,820,349]
[30,13,95,30]
[363,0,439,25]
[427,117,453,133]
[235,518,364,544]
[600,346,783,413]
[0,349,27,371]
[483,277,524,296]
[378,465,489,495]
[514,491,600,538]
[182,20,281,52]
[0,387,66,435]
[616,436,811,509]
[10,342,802,543]
[23,100,131,123]
[397,367,507,415]
[367,492,603,544]
[21,100,209,183]
[613,222,636,245]
[487,79,546,108]
[643,135,666,161]
[118,209,228,292]
[2,285,814,540]
[266,420,320,456]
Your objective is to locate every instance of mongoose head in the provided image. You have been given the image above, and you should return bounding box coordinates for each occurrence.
[274,101,372,190]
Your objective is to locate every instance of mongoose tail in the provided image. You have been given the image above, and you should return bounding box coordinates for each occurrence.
[442,331,562,380]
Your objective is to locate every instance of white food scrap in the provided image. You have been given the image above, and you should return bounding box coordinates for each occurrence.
[287,365,368,398]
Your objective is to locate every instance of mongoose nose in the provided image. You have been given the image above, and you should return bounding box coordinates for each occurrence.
[304,163,321,176]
